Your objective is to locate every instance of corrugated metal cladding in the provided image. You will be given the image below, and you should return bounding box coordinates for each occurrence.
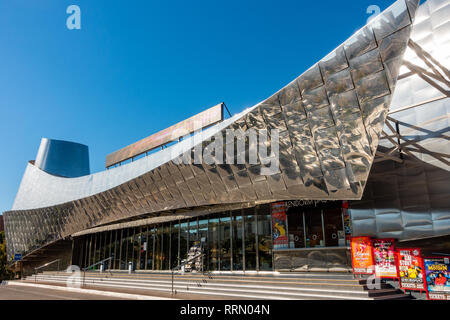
[3,0,425,261]
[349,0,450,241]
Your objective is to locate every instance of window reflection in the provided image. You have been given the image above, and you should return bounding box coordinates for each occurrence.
[154,226,162,270]
[244,209,257,271]
[179,222,188,263]
[147,227,154,270]
[171,223,179,269]
[232,211,243,270]
[323,208,345,247]
[162,225,170,270]
[305,210,324,248]
[119,229,128,269]
[208,215,219,271]
[257,206,272,271]
[220,213,231,271]
[287,208,305,249]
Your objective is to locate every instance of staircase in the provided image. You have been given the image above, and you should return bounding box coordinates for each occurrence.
[23,271,413,300]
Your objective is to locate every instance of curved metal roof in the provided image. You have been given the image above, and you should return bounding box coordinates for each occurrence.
[5,0,421,259]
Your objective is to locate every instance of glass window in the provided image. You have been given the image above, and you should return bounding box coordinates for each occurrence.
[132,228,140,269]
[125,228,134,269]
[110,230,118,269]
[188,219,198,250]
[162,224,171,270]
[198,217,208,268]
[146,227,154,270]
[103,231,111,261]
[120,229,128,270]
[243,208,257,271]
[94,233,102,268]
[139,227,147,270]
[179,222,188,263]
[287,208,305,249]
[85,235,92,268]
[171,222,180,269]
[154,226,162,270]
[323,208,345,247]
[305,210,325,248]
[232,211,244,271]
[220,213,232,271]
[208,215,220,271]
[257,206,273,271]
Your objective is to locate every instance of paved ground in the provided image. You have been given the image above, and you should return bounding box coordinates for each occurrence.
[0,284,130,300]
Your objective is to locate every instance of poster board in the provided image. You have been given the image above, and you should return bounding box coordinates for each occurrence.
[372,238,398,279]
[271,202,289,250]
[397,248,426,291]
[350,236,374,275]
[424,257,450,300]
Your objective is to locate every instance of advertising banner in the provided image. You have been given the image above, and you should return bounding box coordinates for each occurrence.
[271,202,288,250]
[397,248,425,291]
[373,239,398,278]
[350,236,374,274]
[424,257,450,300]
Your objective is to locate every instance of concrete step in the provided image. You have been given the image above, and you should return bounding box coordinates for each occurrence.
[28,274,392,292]
[24,272,412,300]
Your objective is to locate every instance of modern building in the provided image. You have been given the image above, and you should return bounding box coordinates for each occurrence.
[3,0,450,275]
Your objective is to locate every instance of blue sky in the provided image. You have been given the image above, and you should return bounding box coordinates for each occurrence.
[0,0,396,213]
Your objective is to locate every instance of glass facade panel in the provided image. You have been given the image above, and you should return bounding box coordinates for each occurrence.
[154,226,162,270]
[257,206,273,271]
[323,208,345,247]
[179,222,188,263]
[208,214,220,271]
[120,229,128,270]
[305,210,325,248]
[111,230,118,269]
[146,227,154,270]
[287,208,305,249]
[132,228,140,269]
[243,208,257,271]
[232,211,244,271]
[162,225,170,270]
[171,222,179,269]
[74,202,347,272]
[198,218,208,267]
[139,227,148,270]
[94,233,102,268]
[86,234,92,267]
[188,220,198,250]
[219,213,231,271]
[126,228,135,268]
[103,231,111,268]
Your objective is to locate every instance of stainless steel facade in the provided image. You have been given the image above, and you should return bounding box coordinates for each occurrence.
[4,0,430,263]
[349,0,450,241]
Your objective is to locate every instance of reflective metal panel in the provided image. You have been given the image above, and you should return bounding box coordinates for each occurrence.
[4,0,420,261]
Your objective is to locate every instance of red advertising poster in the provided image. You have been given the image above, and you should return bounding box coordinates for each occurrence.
[350,237,374,275]
[271,202,288,250]
[372,239,398,279]
[397,248,426,291]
